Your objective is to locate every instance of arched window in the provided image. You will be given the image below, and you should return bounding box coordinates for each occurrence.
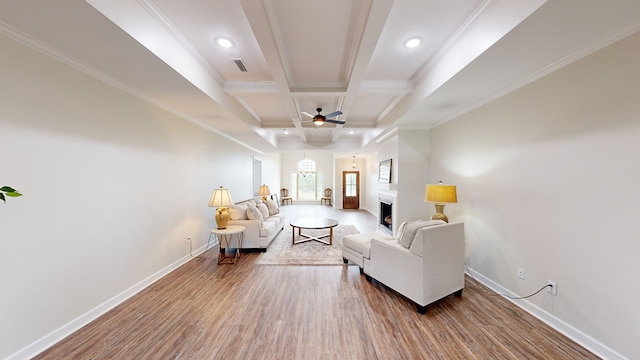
[298,159,316,173]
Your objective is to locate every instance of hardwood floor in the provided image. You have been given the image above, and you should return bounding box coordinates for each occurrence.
[34,205,598,359]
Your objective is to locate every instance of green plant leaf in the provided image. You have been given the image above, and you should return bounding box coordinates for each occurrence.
[1,186,17,192]
[5,192,22,197]
[0,193,5,203]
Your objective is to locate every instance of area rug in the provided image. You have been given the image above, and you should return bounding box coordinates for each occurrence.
[254,224,359,265]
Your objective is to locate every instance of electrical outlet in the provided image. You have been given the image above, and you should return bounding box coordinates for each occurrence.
[517,267,525,280]
[547,280,557,296]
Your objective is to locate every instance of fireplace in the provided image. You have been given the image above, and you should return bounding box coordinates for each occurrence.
[378,192,396,235]
[380,201,392,233]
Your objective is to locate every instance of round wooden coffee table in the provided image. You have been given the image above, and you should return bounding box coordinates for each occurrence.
[290,217,339,245]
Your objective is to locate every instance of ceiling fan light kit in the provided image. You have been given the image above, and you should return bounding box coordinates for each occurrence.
[302,107,345,126]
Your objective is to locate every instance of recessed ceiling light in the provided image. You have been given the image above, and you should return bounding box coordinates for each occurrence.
[283,129,289,134]
[403,37,422,49]
[216,37,234,48]
[349,131,354,135]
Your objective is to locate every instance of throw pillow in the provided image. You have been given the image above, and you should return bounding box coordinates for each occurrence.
[229,203,248,220]
[394,221,408,243]
[398,220,446,248]
[256,203,270,219]
[398,221,422,248]
[246,206,263,222]
[265,199,279,215]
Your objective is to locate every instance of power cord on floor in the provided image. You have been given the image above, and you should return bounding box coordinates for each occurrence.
[464,263,551,300]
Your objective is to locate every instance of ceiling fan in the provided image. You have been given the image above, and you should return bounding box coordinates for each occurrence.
[300,108,345,126]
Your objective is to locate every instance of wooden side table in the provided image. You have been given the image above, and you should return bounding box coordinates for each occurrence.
[210,225,245,264]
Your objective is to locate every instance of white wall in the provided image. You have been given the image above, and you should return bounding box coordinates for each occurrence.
[429,32,640,360]
[397,129,431,224]
[261,153,281,196]
[360,154,378,214]
[0,36,259,359]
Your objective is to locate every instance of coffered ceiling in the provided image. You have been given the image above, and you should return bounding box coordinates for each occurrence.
[1,0,639,153]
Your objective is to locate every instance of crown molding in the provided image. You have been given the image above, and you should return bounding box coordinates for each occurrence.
[139,0,225,84]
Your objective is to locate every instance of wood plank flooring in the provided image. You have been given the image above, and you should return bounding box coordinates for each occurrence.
[34,205,598,359]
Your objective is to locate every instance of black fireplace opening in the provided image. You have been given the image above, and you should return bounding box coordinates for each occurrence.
[379,201,392,233]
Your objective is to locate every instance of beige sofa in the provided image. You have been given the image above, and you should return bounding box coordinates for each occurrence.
[342,220,465,313]
[226,197,285,251]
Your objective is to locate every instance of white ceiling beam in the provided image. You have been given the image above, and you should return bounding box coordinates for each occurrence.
[406,0,547,113]
[225,80,411,96]
[85,0,268,131]
[240,0,299,123]
[339,0,395,141]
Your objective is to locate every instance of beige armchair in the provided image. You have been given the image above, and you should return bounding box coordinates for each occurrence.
[369,221,465,314]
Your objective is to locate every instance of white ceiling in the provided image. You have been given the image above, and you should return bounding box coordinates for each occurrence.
[1,0,639,154]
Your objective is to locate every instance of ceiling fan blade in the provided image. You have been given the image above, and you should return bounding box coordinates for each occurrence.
[324,110,343,118]
[301,111,314,118]
[325,119,346,125]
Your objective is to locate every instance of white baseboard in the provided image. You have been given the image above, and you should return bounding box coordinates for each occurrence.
[465,267,629,360]
[6,243,214,360]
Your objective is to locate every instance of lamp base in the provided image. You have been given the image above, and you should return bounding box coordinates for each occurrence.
[431,204,449,223]
[215,208,230,229]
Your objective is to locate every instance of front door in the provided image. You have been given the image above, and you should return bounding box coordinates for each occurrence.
[342,171,360,209]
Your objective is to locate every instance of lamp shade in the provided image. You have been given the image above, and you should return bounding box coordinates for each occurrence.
[208,186,234,207]
[258,184,271,197]
[425,182,457,204]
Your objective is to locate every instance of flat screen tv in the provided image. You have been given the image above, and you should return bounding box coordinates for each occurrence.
[378,159,392,183]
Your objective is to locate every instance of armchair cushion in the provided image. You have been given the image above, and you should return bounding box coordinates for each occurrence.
[341,232,394,273]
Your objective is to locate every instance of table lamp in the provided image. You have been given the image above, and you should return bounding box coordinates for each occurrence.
[425,181,457,223]
[258,184,271,201]
[209,186,234,229]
